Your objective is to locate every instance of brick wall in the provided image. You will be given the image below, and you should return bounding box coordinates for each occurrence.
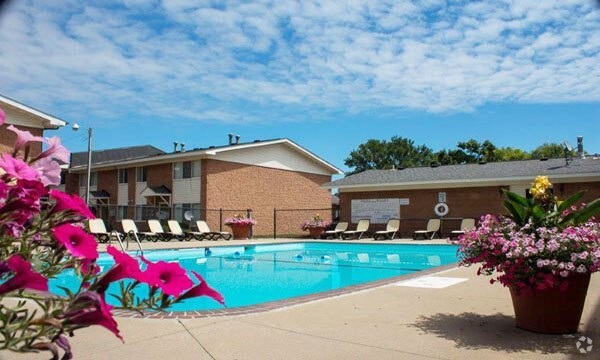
[0,125,43,157]
[339,182,600,237]
[147,163,173,190]
[97,170,118,204]
[340,186,505,238]
[203,159,332,236]
[65,173,79,195]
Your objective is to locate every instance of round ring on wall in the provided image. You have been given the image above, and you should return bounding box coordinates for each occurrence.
[434,202,449,217]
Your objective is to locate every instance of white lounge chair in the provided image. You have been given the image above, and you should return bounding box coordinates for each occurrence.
[413,219,441,240]
[450,218,476,239]
[374,218,400,240]
[121,219,161,242]
[323,222,348,239]
[166,220,192,241]
[342,219,370,240]
[88,218,122,243]
[194,220,232,241]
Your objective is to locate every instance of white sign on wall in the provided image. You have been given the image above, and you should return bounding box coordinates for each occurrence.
[351,198,401,224]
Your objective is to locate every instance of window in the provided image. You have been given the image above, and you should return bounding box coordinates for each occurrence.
[174,203,201,222]
[79,172,97,187]
[116,206,127,220]
[136,167,147,182]
[173,161,200,179]
[118,169,128,184]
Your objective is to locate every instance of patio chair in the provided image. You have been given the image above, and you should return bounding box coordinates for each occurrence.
[413,219,441,240]
[166,220,193,241]
[374,218,400,240]
[194,220,232,241]
[88,218,122,244]
[121,219,161,242]
[342,219,370,240]
[147,219,173,241]
[450,218,476,239]
[322,222,348,239]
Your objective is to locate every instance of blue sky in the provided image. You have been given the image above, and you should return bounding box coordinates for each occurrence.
[1,0,599,175]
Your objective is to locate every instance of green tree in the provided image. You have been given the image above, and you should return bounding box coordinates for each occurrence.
[344,136,434,174]
[530,142,576,159]
[456,139,498,162]
[495,147,531,161]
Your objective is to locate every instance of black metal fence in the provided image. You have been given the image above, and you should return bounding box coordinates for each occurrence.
[90,204,252,233]
[272,207,338,239]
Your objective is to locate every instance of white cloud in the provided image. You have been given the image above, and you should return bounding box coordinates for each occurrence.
[0,0,599,126]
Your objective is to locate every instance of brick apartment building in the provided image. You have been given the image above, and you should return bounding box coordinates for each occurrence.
[0,95,67,156]
[324,157,600,237]
[66,139,342,236]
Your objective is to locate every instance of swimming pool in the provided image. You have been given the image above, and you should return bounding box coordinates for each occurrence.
[50,242,459,311]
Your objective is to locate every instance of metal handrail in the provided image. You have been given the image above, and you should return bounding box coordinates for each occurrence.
[126,231,144,256]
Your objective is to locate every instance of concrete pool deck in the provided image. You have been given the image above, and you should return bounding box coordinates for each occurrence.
[3,238,599,360]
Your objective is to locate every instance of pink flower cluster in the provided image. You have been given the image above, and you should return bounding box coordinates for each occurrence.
[458,214,600,293]
[224,214,257,226]
[0,106,224,358]
[300,217,332,231]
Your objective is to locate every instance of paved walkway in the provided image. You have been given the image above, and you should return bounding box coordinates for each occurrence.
[2,239,598,360]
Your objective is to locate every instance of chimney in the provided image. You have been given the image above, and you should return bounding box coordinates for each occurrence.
[228,133,234,145]
[235,135,240,144]
[577,136,585,159]
[173,141,179,152]
[180,142,185,152]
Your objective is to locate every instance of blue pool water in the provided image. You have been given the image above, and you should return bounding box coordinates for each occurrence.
[50,242,459,311]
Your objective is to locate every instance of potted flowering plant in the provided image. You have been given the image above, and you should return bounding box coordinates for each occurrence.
[0,107,224,359]
[224,214,257,240]
[300,214,332,238]
[458,176,600,334]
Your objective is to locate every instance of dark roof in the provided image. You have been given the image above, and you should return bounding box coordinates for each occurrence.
[70,145,165,167]
[142,185,172,195]
[90,190,110,199]
[325,157,600,188]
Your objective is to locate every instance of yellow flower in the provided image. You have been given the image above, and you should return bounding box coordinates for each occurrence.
[529,176,552,200]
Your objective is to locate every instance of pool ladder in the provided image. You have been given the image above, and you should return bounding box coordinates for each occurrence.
[108,230,144,256]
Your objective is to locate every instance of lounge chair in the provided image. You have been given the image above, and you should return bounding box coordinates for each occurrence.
[147,219,173,241]
[374,218,400,240]
[322,222,348,239]
[121,219,161,242]
[166,220,194,241]
[88,218,122,243]
[413,219,441,240]
[450,218,476,239]
[342,219,370,240]
[194,220,232,241]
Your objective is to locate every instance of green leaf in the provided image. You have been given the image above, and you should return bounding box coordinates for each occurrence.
[531,205,546,223]
[503,189,529,208]
[570,198,600,225]
[504,200,526,225]
[557,190,585,213]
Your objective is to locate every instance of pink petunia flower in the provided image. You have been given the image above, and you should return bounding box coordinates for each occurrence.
[0,254,48,294]
[140,258,193,297]
[6,125,44,152]
[31,156,62,187]
[37,136,70,163]
[49,190,95,219]
[177,271,225,305]
[52,224,98,260]
[0,106,5,125]
[94,246,143,292]
[62,291,123,341]
[0,154,40,181]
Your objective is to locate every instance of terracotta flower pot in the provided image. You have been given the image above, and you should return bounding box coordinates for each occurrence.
[308,226,326,238]
[509,273,591,334]
[229,224,252,240]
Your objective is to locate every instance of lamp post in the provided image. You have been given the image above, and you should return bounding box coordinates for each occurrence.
[73,124,93,205]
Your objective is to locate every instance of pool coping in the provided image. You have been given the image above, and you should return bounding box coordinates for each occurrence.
[112,261,459,320]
